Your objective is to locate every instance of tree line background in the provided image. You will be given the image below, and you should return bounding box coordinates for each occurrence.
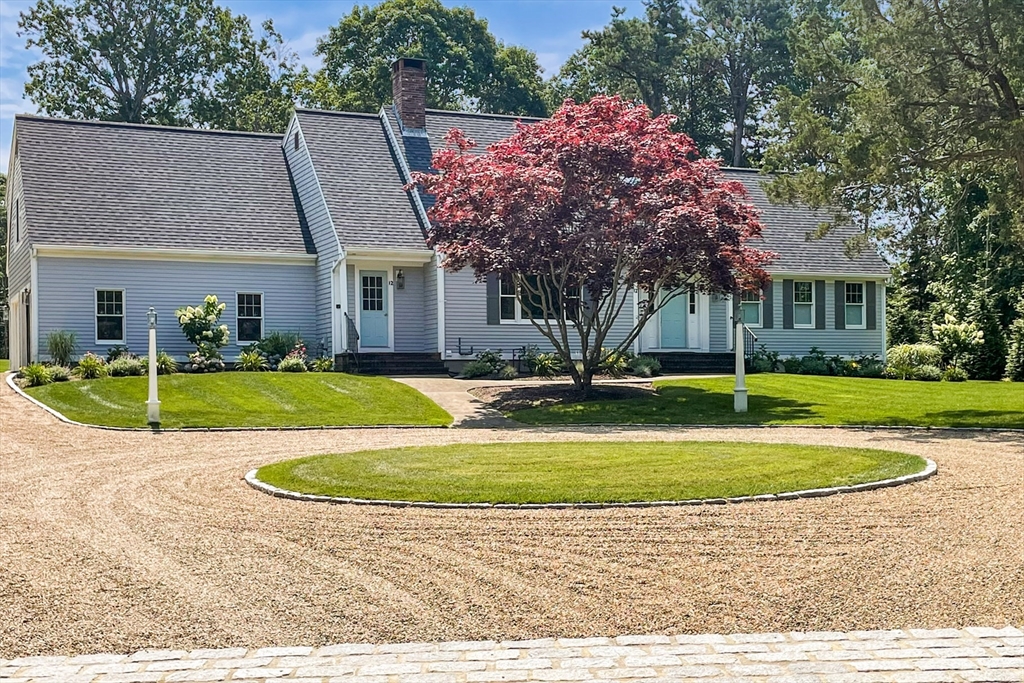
[1,0,1022,378]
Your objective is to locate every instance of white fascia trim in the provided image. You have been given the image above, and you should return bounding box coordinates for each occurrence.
[33,244,316,265]
[290,115,344,259]
[345,248,434,265]
[767,271,890,280]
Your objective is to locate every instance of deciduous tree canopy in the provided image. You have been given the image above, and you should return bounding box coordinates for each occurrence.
[414,96,772,390]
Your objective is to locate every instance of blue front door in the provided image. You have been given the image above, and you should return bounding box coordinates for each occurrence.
[660,291,688,348]
[360,271,388,348]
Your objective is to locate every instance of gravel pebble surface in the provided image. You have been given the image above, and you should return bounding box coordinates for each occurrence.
[0,377,1022,658]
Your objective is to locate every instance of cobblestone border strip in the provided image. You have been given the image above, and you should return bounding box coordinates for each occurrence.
[244,458,937,510]
[3,626,1020,683]
[529,421,1024,433]
[5,373,450,432]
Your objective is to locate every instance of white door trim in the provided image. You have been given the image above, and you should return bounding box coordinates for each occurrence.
[354,263,395,352]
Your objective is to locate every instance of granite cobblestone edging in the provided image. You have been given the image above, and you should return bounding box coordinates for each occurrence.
[243,458,937,510]
[2,627,1020,682]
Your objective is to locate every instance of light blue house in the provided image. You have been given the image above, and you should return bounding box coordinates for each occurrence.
[5,58,890,373]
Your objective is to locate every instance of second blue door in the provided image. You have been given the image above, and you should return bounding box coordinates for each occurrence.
[360,271,389,348]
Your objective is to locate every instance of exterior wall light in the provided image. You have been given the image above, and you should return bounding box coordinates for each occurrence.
[395,269,405,290]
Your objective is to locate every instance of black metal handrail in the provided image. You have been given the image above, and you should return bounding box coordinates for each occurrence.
[742,324,758,361]
[343,312,359,353]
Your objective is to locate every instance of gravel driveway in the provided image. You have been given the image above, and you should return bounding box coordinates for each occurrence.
[1,378,1021,657]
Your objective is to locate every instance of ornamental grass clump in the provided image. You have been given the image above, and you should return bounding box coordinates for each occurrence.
[48,365,72,382]
[45,330,77,366]
[176,295,229,373]
[884,343,942,380]
[629,354,662,378]
[139,350,178,375]
[108,355,145,377]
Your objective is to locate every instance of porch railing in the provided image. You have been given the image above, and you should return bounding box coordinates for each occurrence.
[344,312,359,353]
[742,324,758,362]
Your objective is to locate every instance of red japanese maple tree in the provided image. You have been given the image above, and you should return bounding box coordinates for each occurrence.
[414,96,773,391]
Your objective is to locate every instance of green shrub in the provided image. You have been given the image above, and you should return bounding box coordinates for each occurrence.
[75,352,107,379]
[1005,315,1024,381]
[965,296,1006,380]
[941,366,968,382]
[850,354,885,378]
[236,349,270,371]
[629,355,662,378]
[797,347,833,376]
[186,351,225,373]
[599,348,632,378]
[45,330,78,366]
[139,351,178,375]
[20,363,52,387]
[48,365,72,382]
[916,364,942,381]
[108,356,145,377]
[749,345,779,373]
[531,352,564,377]
[258,331,303,361]
[278,356,308,372]
[782,356,801,373]
[932,314,983,371]
[106,345,132,362]
[885,343,942,380]
[474,349,505,373]
[310,357,335,372]
[460,359,495,378]
[496,363,519,379]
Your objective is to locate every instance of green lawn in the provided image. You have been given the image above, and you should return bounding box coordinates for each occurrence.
[256,441,926,504]
[510,374,1024,428]
[0,359,9,373]
[25,373,452,428]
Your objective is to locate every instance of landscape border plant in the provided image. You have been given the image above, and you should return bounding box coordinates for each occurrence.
[45,330,78,367]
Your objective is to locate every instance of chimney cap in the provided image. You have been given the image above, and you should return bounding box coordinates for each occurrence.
[392,57,426,73]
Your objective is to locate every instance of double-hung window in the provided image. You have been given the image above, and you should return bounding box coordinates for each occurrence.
[96,289,124,343]
[845,283,865,328]
[740,289,762,327]
[499,274,580,322]
[793,281,814,327]
[236,293,263,343]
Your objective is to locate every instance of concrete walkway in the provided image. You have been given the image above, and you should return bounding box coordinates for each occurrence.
[4,627,1021,682]
[393,374,721,427]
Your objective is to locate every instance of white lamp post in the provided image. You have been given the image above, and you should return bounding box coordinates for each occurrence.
[734,300,748,413]
[146,307,160,425]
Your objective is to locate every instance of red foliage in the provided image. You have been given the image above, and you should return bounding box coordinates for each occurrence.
[412,96,774,297]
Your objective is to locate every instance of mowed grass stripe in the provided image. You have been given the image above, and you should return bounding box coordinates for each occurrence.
[509,374,1024,428]
[25,373,453,428]
[256,441,926,504]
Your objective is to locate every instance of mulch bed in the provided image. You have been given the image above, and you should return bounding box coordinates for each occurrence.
[468,382,656,413]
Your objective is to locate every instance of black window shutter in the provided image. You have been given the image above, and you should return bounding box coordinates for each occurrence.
[486,273,500,325]
[866,281,877,330]
[815,280,826,329]
[762,280,774,329]
[834,280,846,330]
[782,279,794,329]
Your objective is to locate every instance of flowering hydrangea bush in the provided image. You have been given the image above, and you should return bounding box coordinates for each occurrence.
[176,295,230,372]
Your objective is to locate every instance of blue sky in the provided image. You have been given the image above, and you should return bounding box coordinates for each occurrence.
[0,0,643,169]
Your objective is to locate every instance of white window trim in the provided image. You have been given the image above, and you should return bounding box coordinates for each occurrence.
[235,291,265,345]
[95,288,126,345]
[844,282,867,330]
[740,289,763,329]
[793,280,815,329]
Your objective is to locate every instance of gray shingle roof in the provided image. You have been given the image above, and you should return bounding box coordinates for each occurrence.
[294,109,427,252]
[390,107,890,276]
[14,115,313,254]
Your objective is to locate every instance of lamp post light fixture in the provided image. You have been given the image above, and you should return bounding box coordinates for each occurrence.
[146,307,160,425]
[733,300,748,413]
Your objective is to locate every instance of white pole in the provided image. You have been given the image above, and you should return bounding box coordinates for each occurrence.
[146,307,160,425]
[734,317,748,413]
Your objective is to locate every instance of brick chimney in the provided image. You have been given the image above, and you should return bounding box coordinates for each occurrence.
[391,57,427,129]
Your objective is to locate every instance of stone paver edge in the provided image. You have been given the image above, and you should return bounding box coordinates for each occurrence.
[243,458,937,510]
[4,373,449,432]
